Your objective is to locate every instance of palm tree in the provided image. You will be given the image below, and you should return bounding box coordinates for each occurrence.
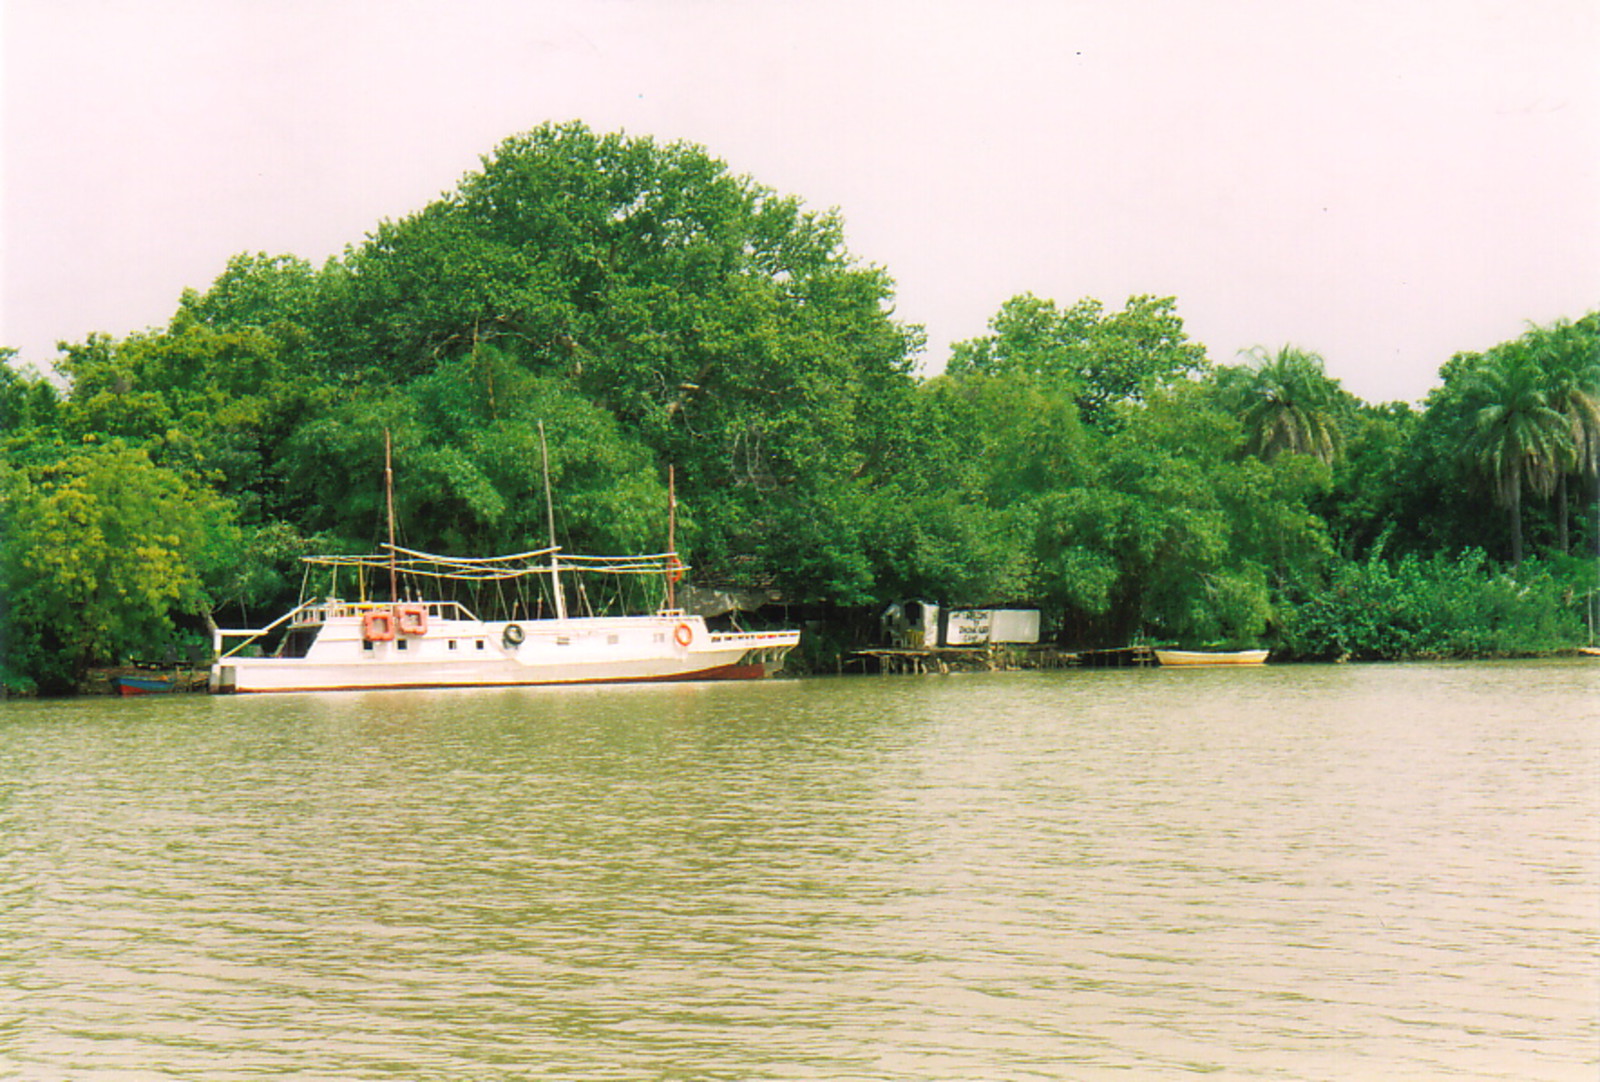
[1222,346,1344,464]
[1524,317,1600,554]
[1459,343,1571,565]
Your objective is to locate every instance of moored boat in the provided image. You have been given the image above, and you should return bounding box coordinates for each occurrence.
[112,674,177,695]
[209,546,799,694]
[1154,648,1270,667]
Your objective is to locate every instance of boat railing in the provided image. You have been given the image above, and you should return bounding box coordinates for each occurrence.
[214,599,483,660]
[213,600,327,661]
[294,599,480,623]
[708,630,801,643]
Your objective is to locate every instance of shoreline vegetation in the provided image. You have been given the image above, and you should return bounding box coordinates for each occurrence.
[63,646,1600,698]
[2,123,1596,697]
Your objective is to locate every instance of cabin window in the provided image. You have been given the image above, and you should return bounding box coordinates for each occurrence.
[556,636,570,646]
[607,634,619,645]
[363,640,374,652]
[396,640,407,651]
[476,640,485,650]
[653,632,665,643]
[448,640,457,651]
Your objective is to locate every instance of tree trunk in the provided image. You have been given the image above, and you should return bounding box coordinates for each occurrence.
[1509,475,1524,566]
[1592,472,1600,560]
[1557,473,1570,554]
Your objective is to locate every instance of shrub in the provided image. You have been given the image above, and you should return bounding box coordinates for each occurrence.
[1280,549,1584,659]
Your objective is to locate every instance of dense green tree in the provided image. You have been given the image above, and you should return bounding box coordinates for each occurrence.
[870,370,1094,607]
[0,441,238,692]
[267,355,669,576]
[55,317,316,523]
[1086,382,1333,646]
[0,351,62,438]
[176,252,324,336]
[947,294,1207,427]
[313,122,917,592]
[1320,401,1420,558]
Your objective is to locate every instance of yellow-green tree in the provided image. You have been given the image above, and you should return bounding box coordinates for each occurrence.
[0,441,237,691]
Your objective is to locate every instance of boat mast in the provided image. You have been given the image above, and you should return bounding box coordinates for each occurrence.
[384,428,398,610]
[667,464,678,612]
[538,420,567,620]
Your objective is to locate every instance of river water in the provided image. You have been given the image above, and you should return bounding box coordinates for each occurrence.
[1,661,1596,1080]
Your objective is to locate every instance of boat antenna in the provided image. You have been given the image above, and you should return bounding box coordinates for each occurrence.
[538,420,567,620]
[384,428,398,611]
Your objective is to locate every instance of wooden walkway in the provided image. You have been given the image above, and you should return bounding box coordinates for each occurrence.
[846,644,1155,674]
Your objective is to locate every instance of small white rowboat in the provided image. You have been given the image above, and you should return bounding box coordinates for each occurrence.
[1154,648,1269,667]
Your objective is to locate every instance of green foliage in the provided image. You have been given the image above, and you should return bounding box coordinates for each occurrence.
[54,316,317,526]
[1215,345,1350,464]
[1399,315,1600,566]
[4,121,1593,690]
[177,252,324,337]
[0,352,63,438]
[948,294,1207,427]
[1281,548,1586,659]
[1321,402,1419,557]
[1455,342,1572,564]
[1077,382,1332,646]
[0,442,238,691]
[310,122,917,592]
[1526,315,1600,484]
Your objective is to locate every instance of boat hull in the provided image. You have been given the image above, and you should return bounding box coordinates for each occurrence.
[113,675,176,696]
[211,609,798,694]
[1154,649,1269,667]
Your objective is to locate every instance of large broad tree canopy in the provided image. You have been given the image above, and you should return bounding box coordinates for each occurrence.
[326,122,916,468]
[946,293,1208,427]
[312,122,921,588]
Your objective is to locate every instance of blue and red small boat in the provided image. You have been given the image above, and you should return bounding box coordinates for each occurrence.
[112,675,176,696]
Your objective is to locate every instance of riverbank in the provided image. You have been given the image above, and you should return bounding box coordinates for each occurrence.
[77,667,210,697]
[4,644,1593,698]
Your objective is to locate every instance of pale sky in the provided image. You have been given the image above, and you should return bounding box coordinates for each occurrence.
[4,0,1597,405]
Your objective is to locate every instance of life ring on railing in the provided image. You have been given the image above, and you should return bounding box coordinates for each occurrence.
[666,553,685,583]
[397,605,428,636]
[362,610,396,642]
[502,623,526,649]
[673,622,693,647]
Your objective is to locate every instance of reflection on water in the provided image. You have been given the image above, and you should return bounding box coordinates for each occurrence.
[2,662,1596,1079]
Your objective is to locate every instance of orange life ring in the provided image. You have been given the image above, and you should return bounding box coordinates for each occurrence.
[396,604,428,636]
[667,553,685,583]
[362,610,396,642]
[673,622,693,647]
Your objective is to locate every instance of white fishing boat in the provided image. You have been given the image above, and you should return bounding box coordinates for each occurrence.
[1154,648,1270,667]
[210,430,798,694]
[210,545,799,694]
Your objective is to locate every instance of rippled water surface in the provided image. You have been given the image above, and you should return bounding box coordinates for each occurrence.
[3,661,1597,1079]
